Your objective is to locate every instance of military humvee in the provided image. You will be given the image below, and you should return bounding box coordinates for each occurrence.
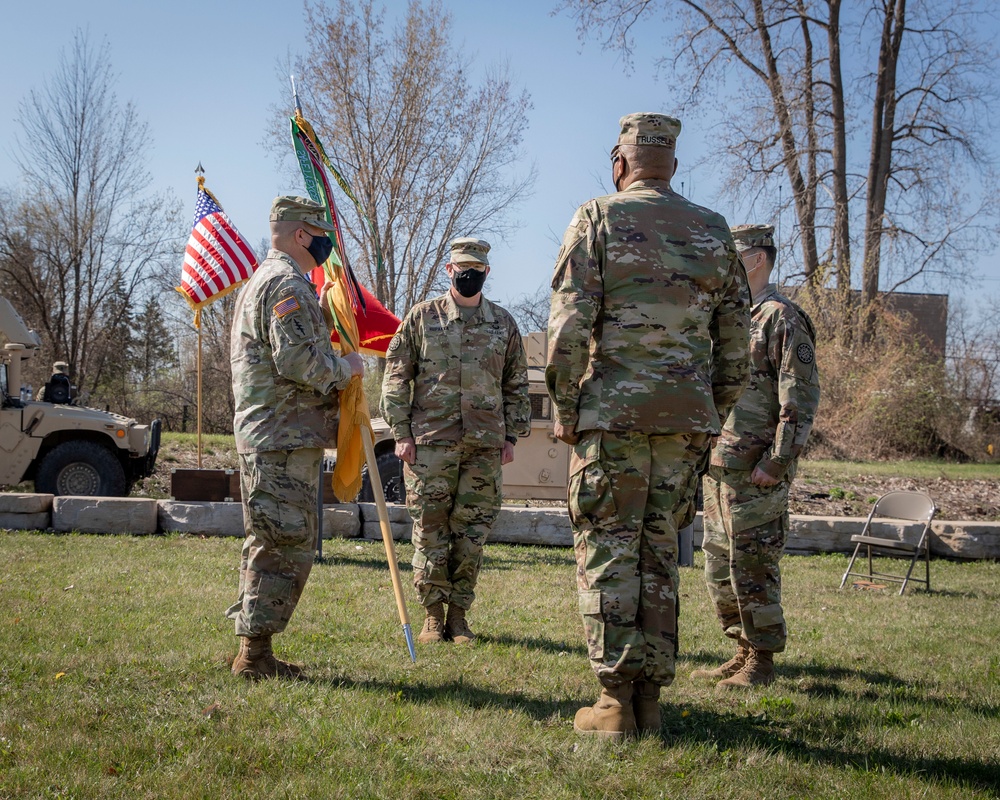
[0,296,161,497]
[353,331,569,503]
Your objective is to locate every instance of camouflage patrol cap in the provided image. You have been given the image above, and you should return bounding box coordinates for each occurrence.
[52,361,69,372]
[269,195,335,232]
[450,237,491,270]
[616,112,681,149]
[731,223,776,251]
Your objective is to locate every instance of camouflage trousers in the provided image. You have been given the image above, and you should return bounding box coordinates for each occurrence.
[403,442,502,610]
[701,465,789,652]
[569,430,709,688]
[225,448,322,637]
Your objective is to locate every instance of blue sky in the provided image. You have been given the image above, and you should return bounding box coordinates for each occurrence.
[1,0,997,320]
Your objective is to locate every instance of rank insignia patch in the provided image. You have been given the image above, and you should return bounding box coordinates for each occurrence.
[273,296,301,318]
[797,343,814,364]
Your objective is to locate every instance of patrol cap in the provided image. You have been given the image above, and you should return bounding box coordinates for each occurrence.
[269,195,335,232]
[730,223,776,251]
[52,361,69,372]
[615,113,681,149]
[449,237,491,270]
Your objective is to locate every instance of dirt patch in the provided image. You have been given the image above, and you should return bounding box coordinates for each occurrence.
[791,476,999,522]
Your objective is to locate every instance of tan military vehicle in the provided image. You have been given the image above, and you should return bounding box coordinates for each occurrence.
[354,331,569,503]
[0,296,161,497]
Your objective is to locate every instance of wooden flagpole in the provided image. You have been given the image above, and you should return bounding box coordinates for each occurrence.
[197,326,203,469]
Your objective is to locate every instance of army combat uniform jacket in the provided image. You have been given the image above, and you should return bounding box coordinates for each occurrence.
[230,249,353,454]
[711,283,820,479]
[546,179,750,433]
[380,292,531,450]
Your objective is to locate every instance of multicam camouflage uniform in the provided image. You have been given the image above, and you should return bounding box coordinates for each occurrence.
[702,236,820,653]
[226,247,353,637]
[547,113,751,689]
[380,290,530,610]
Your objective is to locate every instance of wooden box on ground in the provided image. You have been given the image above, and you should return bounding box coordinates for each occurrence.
[170,468,339,503]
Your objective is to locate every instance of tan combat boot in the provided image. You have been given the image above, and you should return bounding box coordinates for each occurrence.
[633,680,661,736]
[690,638,751,681]
[417,602,446,644]
[231,635,306,681]
[573,683,637,739]
[716,645,775,690]
[445,604,476,644]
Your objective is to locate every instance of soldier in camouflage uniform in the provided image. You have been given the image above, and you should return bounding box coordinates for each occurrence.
[547,113,750,738]
[381,237,530,645]
[226,195,364,680]
[693,223,820,689]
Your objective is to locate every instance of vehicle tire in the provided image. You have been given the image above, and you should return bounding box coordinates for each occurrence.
[35,440,128,497]
[359,451,406,504]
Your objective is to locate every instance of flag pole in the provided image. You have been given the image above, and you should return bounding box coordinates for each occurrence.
[197,324,203,468]
[361,424,416,662]
[194,162,206,469]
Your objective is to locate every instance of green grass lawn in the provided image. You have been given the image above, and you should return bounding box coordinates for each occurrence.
[1,532,998,799]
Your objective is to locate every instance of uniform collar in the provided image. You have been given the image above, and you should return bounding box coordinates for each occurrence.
[624,178,674,192]
[752,282,779,308]
[268,248,312,275]
[444,290,495,324]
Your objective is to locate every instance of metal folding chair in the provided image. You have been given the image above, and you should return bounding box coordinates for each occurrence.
[839,490,937,595]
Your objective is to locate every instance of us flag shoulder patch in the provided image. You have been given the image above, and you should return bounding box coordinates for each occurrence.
[273,295,301,318]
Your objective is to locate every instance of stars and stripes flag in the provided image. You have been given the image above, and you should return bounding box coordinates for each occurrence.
[176,180,258,328]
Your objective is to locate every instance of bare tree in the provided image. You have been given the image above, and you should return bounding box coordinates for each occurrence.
[0,31,182,398]
[557,0,997,342]
[290,0,536,315]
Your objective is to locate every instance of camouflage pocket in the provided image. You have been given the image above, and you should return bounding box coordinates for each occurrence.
[578,589,605,661]
[729,484,789,532]
[749,602,785,630]
[568,434,618,528]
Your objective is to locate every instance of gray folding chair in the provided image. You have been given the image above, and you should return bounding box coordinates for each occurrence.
[839,490,937,595]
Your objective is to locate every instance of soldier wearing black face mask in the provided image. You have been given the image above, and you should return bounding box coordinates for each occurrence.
[226,195,365,681]
[380,237,531,646]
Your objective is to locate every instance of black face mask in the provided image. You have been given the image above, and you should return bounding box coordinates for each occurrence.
[306,232,334,267]
[452,267,487,298]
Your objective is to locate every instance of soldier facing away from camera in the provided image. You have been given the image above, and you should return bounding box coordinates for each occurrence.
[546,112,751,738]
[693,223,820,689]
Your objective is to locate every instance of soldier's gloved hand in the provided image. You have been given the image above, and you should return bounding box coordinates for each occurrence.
[396,437,416,464]
[343,352,365,377]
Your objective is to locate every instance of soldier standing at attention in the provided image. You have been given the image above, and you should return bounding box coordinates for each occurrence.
[547,113,750,738]
[692,224,820,689]
[381,238,530,645]
[227,195,364,680]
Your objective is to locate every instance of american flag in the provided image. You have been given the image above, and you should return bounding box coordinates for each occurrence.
[176,185,258,327]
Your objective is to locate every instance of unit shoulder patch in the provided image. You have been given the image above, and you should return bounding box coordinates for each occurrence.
[796,343,814,364]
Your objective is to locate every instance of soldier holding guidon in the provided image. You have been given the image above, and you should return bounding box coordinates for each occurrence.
[547,113,751,738]
[381,237,530,645]
[693,223,820,689]
[226,196,364,680]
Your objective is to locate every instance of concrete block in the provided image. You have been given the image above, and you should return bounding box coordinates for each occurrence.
[931,520,1000,560]
[322,505,362,539]
[491,506,573,546]
[158,501,245,537]
[157,501,362,540]
[358,502,412,541]
[53,496,159,535]
[0,512,50,531]
[0,493,53,514]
